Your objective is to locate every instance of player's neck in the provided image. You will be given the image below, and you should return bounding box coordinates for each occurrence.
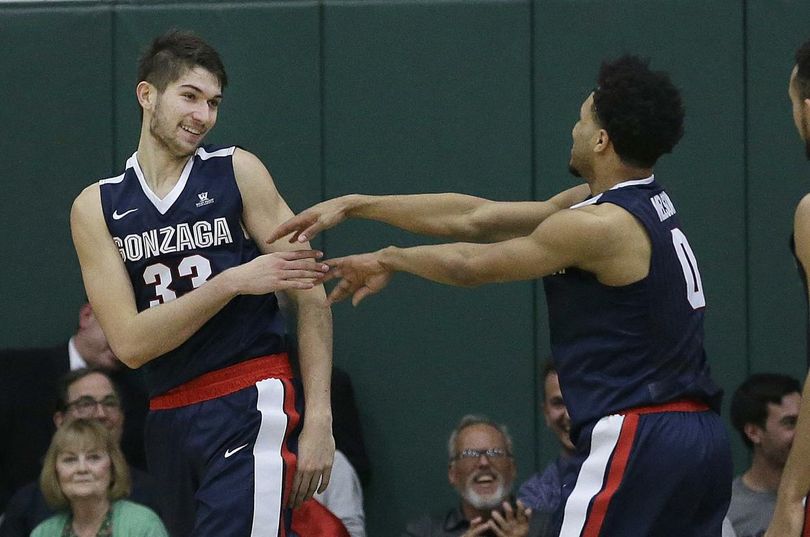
[136,133,194,197]
[588,161,653,195]
[743,454,784,493]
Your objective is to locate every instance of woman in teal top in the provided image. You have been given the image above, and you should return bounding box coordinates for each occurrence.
[30,419,167,537]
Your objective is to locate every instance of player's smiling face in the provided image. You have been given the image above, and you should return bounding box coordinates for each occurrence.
[150,66,223,158]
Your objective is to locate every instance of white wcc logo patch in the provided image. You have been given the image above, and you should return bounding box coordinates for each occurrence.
[196,192,215,208]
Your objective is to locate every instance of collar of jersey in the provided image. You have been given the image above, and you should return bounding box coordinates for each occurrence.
[570,174,655,209]
[128,151,197,215]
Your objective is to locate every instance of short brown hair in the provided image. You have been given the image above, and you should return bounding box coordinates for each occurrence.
[39,419,131,509]
[137,29,227,92]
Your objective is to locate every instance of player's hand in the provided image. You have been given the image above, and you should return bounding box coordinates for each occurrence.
[267,196,355,244]
[228,250,329,295]
[288,415,334,508]
[322,252,394,306]
[765,498,805,537]
[489,500,531,537]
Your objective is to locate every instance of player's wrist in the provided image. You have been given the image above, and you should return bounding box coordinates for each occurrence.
[215,267,243,298]
[342,194,368,218]
[377,246,400,271]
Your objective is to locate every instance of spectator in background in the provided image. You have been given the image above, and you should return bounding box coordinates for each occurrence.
[0,369,161,537]
[402,415,546,537]
[728,373,801,537]
[518,362,575,514]
[31,419,167,537]
[0,303,149,514]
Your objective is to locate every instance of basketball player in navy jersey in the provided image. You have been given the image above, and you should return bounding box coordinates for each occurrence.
[70,30,334,537]
[766,39,810,537]
[271,55,731,536]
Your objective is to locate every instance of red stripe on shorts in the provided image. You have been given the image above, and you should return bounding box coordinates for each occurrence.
[581,399,710,537]
[278,376,301,536]
[581,413,641,537]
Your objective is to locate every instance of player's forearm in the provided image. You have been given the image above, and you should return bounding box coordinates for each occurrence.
[351,184,589,243]
[105,270,240,368]
[289,288,333,421]
[378,243,497,288]
[345,193,490,241]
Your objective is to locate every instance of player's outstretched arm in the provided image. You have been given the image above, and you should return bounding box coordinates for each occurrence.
[765,196,810,537]
[70,186,328,369]
[322,204,630,306]
[267,185,590,245]
[233,148,335,508]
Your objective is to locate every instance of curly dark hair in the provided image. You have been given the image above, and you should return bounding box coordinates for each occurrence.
[795,39,810,100]
[730,372,801,450]
[137,29,227,91]
[592,55,684,168]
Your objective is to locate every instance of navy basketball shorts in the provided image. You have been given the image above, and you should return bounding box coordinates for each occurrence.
[552,400,732,537]
[146,355,303,537]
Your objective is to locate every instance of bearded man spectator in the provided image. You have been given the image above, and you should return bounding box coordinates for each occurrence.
[402,415,547,537]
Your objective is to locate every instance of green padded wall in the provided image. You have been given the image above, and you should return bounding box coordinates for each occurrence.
[746,0,810,381]
[0,4,113,347]
[322,1,536,530]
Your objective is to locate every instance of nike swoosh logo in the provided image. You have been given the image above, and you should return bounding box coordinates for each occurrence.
[112,208,138,220]
[224,443,250,458]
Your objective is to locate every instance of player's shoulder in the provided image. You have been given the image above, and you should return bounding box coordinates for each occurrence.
[72,182,101,212]
[796,193,810,219]
[231,146,266,172]
[231,147,278,194]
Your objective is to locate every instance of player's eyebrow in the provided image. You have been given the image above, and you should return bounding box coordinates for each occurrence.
[178,84,223,100]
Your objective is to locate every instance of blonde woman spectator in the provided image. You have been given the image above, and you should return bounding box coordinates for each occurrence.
[31,420,166,537]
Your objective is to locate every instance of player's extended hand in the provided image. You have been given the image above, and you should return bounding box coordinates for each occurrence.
[228,250,329,295]
[267,196,353,244]
[765,498,805,537]
[322,251,394,306]
[288,416,334,509]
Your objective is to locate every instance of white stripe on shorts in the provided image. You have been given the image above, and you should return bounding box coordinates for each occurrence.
[252,378,288,537]
[559,414,625,537]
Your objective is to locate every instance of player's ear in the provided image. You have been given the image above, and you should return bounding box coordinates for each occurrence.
[136,81,157,112]
[594,129,610,153]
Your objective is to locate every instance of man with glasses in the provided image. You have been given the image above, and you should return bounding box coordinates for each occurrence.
[0,368,161,537]
[402,415,545,537]
[0,303,149,517]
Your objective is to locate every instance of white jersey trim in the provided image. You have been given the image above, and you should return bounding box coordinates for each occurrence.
[128,152,195,215]
[197,146,236,160]
[252,378,287,537]
[558,414,625,537]
[570,175,655,209]
[98,172,125,186]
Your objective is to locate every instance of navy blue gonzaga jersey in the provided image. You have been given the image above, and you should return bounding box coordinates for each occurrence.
[543,176,722,439]
[99,145,286,397]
